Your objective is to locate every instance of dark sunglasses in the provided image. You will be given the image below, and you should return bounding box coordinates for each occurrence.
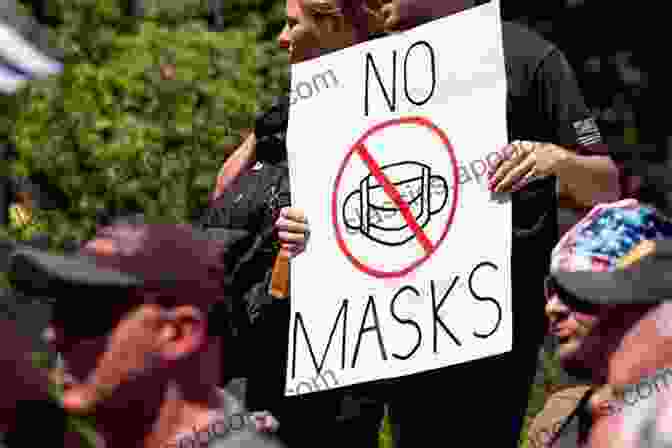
[51,289,227,339]
[544,275,601,315]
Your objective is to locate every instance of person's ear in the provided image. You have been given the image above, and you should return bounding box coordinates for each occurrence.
[155,306,207,362]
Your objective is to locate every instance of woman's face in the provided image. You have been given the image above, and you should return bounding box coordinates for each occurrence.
[278,0,356,64]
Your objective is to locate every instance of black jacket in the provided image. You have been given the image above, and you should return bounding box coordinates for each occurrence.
[200,101,290,325]
[199,96,292,383]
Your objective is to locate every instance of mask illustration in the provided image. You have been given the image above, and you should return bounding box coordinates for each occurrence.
[342,161,448,246]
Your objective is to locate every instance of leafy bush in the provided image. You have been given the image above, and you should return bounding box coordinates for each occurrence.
[3,0,289,249]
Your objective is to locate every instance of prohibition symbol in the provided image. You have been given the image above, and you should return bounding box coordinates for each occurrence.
[332,116,460,278]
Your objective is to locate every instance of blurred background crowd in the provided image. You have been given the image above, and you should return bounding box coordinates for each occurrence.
[0,1,667,447]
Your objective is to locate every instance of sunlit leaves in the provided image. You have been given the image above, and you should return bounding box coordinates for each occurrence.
[4,0,288,249]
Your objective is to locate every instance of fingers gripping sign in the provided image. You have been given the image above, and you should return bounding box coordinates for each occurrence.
[488,140,571,193]
[276,207,310,258]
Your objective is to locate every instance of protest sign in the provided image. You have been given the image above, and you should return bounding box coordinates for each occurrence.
[285,0,511,395]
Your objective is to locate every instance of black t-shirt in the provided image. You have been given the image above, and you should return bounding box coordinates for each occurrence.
[503,21,607,239]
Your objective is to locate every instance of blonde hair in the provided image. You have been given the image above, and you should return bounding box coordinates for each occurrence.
[301,0,388,40]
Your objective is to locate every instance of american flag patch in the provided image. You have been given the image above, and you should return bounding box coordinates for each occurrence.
[572,117,602,146]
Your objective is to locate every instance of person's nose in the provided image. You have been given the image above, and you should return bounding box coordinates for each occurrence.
[278,25,291,49]
[545,294,571,323]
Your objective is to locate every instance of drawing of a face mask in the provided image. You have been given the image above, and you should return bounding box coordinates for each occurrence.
[342,161,448,246]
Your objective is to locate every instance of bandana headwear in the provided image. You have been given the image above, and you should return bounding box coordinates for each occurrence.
[551,199,672,275]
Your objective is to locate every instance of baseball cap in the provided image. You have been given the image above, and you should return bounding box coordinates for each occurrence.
[6,223,235,308]
[550,200,672,305]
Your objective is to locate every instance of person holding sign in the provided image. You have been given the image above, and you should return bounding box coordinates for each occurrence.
[373,1,622,447]
[204,1,390,446]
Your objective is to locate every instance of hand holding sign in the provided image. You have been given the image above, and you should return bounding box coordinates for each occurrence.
[488,140,570,193]
[269,207,310,299]
[276,207,310,257]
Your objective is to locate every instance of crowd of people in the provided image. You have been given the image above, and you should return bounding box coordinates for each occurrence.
[0,0,669,447]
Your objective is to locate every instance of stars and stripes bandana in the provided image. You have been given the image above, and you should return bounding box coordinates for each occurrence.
[551,199,672,274]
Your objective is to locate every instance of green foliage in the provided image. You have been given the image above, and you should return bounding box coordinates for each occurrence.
[4,0,289,249]
[518,348,567,447]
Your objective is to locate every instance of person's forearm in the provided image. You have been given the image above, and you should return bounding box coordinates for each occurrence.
[211,133,257,202]
[556,152,621,207]
[222,133,257,185]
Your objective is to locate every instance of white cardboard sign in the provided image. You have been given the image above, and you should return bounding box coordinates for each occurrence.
[285,0,511,395]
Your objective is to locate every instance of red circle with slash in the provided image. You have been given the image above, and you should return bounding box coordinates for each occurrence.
[331,116,460,278]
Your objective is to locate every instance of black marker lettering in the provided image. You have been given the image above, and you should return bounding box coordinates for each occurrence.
[364,51,397,116]
[390,285,422,360]
[403,41,436,106]
[469,262,502,338]
[291,300,348,378]
[432,278,462,352]
[352,295,388,368]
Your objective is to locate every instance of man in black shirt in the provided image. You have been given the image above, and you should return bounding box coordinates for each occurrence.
[379,1,621,447]
[208,1,621,446]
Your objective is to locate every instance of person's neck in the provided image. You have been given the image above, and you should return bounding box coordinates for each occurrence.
[95,381,223,448]
[146,384,226,448]
[98,338,225,448]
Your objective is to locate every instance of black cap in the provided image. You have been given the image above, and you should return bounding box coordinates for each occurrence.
[5,224,251,306]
